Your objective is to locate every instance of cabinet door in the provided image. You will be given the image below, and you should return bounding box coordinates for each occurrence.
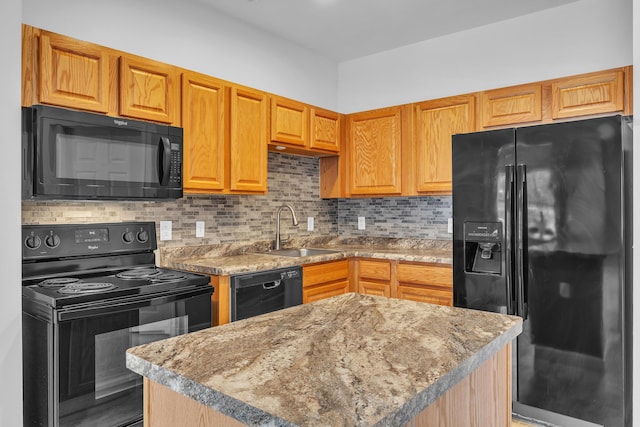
[397,263,453,306]
[551,70,624,119]
[303,260,349,304]
[348,107,403,195]
[481,84,542,128]
[181,71,226,192]
[310,108,340,153]
[38,31,110,113]
[120,55,179,124]
[414,96,475,194]
[271,96,308,148]
[359,280,391,298]
[229,86,268,193]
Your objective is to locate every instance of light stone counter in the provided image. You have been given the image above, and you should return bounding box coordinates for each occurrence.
[160,236,452,276]
[126,293,522,427]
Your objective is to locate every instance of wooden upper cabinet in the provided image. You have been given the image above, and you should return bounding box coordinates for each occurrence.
[229,86,268,193]
[414,95,475,194]
[347,107,403,195]
[181,71,226,192]
[551,70,625,119]
[37,30,111,113]
[271,96,308,148]
[481,83,542,127]
[120,55,180,124]
[310,108,340,153]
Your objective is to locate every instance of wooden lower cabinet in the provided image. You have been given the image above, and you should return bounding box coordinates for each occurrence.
[302,259,350,304]
[355,258,452,306]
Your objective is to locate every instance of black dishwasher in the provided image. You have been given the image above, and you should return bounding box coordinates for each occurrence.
[230,267,303,321]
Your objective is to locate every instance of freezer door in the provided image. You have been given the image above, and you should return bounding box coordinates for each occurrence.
[514,116,627,426]
[452,128,515,314]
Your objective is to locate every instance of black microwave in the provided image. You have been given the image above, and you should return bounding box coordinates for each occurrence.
[22,105,183,200]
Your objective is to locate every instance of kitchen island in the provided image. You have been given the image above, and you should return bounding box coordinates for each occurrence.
[126,293,522,426]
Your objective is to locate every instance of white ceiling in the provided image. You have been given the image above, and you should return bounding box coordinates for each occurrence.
[195,0,581,61]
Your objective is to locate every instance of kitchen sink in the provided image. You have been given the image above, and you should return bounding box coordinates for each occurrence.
[261,248,339,258]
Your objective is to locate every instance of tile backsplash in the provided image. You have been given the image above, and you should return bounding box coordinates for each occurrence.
[22,152,452,247]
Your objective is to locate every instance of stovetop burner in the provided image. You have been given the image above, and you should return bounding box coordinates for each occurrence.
[58,282,118,294]
[39,277,81,288]
[116,268,161,279]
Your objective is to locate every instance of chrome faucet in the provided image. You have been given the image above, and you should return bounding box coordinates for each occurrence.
[274,204,299,250]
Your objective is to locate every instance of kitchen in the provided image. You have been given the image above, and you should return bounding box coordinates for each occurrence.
[2,0,639,425]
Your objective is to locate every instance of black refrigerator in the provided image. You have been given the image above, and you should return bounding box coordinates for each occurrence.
[452,115,632,427]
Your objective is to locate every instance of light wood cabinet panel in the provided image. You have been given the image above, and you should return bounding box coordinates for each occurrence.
[303,260,350,304]
[229,86,268,193]
[38,30,110,113]
[210,275,230,326]
[119,55,180,124]
[271,96,308,147]
[414,96,475,194]
[358,259,391,281]
[181,71,226,192]
[347,107,403,195]
[310,108,340,153]
[304,280,350,304]
[481,83,542,127]
[551,70,624,119]
[397,263,453,306]
[359,280,391,298]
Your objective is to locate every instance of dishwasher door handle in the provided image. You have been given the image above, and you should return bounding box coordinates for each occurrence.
[263,280,281,290]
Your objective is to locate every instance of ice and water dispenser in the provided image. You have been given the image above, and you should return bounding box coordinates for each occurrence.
[463,222,502,274]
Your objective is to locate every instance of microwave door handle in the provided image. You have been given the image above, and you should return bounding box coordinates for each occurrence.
[158,136,171,186]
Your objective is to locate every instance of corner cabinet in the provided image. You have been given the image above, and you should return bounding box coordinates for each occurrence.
[346,107,404,196]
[270,96,340,155]
[413,95,475,195]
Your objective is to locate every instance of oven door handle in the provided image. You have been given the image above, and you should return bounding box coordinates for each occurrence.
[57,286,213,322]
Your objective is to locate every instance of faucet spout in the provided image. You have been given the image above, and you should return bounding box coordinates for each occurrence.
[275,204,299,250]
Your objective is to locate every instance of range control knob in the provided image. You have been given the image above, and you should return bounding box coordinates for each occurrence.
[137,230,149,243]
[25,235,42,250]
[45,234,61,248]
[122,231,135,244]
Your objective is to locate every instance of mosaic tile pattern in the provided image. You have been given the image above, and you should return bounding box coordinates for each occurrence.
[336,196,452,240]
[21,153,453,248]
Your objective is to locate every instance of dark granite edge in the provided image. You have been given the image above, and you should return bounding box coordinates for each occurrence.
[126,352,297,427]
[374,319,523,426]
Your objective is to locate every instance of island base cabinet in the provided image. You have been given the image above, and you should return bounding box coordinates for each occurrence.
[141,343,512,427]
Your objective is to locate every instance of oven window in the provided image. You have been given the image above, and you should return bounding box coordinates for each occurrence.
[56,293,210,427]
[94,315,188,400]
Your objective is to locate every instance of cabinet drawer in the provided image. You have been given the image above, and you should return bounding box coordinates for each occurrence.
[358,260,391,281]
[397,285,453,306]
[397,263,451,288]
[303,260,348,287]
[303,280,349,304]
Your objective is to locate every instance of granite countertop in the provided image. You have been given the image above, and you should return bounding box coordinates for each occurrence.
[126,293,522,427]
[160,236,453,276]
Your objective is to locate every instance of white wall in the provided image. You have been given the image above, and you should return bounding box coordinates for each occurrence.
[338,0,632,113]
[1,0,23,424]
[633,0,639,424]
[21,0,340,111]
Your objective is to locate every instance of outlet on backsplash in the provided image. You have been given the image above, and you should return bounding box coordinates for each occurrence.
[160,221,172,241]
[307,217,314,231]
[196,221,205,238]
[358,216,366,230]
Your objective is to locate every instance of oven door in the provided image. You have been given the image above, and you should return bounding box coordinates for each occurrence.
[25,105,183,200]
[23,286,212,427]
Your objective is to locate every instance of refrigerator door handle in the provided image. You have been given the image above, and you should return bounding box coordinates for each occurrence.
[504,165,515,315]
[516,164,528,319]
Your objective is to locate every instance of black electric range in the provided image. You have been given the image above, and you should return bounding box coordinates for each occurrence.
[21,222,213,427]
